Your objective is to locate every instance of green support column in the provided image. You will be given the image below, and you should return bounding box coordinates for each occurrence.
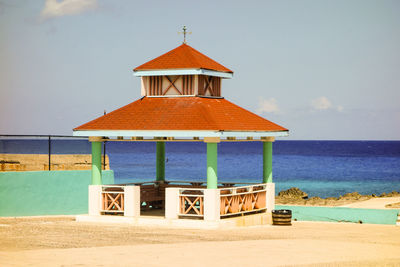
[263,140,273,183]
[206,142,218,189]
[156,141,165,182]
[91,141,102,185]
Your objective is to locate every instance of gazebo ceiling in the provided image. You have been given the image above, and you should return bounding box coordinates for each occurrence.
[73,96,288,138]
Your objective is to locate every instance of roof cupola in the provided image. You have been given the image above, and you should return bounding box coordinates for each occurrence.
[133,44,233,97]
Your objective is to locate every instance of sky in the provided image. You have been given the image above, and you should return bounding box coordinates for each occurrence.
[1,0,399,140]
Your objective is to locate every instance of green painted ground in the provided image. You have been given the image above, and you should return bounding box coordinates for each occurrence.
[0,170,114,217]
[276,205,399,225]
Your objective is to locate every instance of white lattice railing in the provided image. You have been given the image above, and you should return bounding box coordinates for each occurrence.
[219,184,267,217]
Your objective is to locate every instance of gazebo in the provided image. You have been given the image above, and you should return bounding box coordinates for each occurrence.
[73,41,288,224]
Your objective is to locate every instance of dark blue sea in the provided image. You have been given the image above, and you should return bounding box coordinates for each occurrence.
[1,139,399,198]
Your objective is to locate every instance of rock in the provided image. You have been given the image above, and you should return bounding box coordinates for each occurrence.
[380,192,387,197]
[306,196,323,205]
[385,202,400,209]
[326,197,339,201]
[278,187,308,199]
[341,192,362,200]
[386,191,400,197]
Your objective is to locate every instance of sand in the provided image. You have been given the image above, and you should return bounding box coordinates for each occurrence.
[341,197,400,209]
[0,216,399,266]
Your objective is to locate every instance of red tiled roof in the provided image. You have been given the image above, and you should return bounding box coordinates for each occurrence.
[134,44,233,73]
[74,97,287,132]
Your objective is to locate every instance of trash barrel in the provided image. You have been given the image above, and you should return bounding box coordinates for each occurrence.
[272,209,292,226]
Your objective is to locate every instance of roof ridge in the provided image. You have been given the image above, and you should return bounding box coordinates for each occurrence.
[222,98,288,131]
[73,99,138,130]
[133,45,184,71]
[181,44,202,67]
[182,44,215,69]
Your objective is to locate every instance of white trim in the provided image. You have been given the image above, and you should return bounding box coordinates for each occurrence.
[133,69,233,79]
[73,130,289,138]
[146,95,223,99]
[147,95,197,98]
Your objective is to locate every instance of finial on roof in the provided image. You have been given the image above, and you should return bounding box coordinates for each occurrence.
[178,26,192,44]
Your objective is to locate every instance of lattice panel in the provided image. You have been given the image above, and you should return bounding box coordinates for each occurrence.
[102,192,124,213]
[220,191,266,215]
[179,195,204,216]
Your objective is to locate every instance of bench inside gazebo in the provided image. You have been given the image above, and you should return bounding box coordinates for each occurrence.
[73,40,288,225]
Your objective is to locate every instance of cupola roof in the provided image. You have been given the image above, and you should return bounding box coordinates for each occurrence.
[133,44,233,78]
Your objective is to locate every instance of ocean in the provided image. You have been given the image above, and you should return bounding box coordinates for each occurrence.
[1,139,399,198]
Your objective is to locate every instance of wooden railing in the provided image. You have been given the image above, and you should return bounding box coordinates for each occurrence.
[101,181,268,219]
[178,188,205,217]
[220,184,267,217]
[101,185,125,215]
[120,180,257,187]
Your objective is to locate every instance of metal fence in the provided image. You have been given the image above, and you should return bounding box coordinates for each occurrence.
[0,135,107,171]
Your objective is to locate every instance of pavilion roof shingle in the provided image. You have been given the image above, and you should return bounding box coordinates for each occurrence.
[74,97,287,132]
[134,44,233,73]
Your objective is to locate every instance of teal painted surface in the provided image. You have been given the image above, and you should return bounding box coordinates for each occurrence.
[91,142,102,185]
[156,142,165,181]
[207,143,218,189]
[263,142,273,183]
[276,205,399,225]
[0,170,114,217]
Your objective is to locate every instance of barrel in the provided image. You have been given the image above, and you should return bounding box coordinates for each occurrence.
[272,209,292,226]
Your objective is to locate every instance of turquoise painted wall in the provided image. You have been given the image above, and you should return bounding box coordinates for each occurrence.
[276,205,399,225]
[0,170,114,217]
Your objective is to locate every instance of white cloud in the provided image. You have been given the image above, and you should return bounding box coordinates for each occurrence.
[311,96,344,112]
[257,97,280,114]
[40,0,97,20]
[311,96,332,110]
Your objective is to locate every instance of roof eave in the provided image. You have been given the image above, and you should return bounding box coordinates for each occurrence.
[73,129,288,138]
[133,68,233,79]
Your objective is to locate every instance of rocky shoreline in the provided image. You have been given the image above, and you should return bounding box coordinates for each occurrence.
[276,187,400,207]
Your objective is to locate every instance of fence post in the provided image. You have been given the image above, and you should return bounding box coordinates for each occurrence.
[89,185,102,216]
[48,136,51,171]
[124,186,140,217]
[204,189,220,221]
[266,183,275,211]
[165,187,180,219]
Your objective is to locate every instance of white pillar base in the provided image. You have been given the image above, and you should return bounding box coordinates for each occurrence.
[266,183,275,212]
[204,189,220,221]
[165,187,180,219]
[124,185,140,217]
[88,185,102,216]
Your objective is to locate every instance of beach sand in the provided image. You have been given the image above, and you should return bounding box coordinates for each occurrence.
[341,197,400,209]
[0,216,399,266]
